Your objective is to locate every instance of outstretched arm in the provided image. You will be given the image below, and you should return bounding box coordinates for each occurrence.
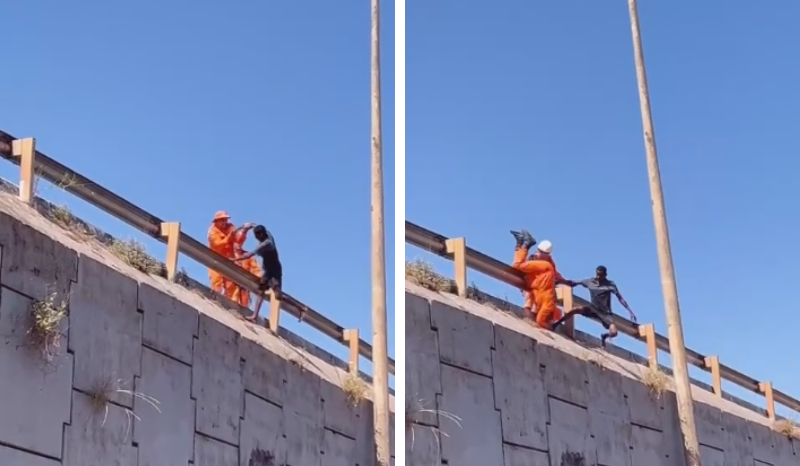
[613,285,637,321]
[235,237,275,262]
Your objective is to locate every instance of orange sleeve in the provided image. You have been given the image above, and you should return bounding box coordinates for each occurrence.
[208,228,234,249]
[512,249,552,274]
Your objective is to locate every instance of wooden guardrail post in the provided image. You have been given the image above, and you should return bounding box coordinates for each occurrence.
[12,138,36,204]
[759,381,776,420]
[159,222,181,281]
[268,291,281,333]
[343,328,360,374]
[638,323,659,369]
[559,285,575,339]
[703,356,722,397]
[444,237,467,297]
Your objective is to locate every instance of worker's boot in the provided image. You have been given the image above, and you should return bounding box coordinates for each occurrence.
[521,229,537,249]
[510,230,525,249]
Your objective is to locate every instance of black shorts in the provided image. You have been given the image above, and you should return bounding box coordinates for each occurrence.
[258,273,282,298]
[580,305,614,329]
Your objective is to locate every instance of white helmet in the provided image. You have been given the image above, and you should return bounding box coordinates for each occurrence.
[537,240,553,254]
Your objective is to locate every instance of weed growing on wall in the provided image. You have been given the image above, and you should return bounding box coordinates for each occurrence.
[405,397,462,455]
[641,366,671,400]
[405,259,452,292]
[27,289,69,363]
[87,376,161,442]
[342,373,368,408]
[109,239,165,276]
[773,419,800,439]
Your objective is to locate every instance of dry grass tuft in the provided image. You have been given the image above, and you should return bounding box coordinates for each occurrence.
[27,290,69,363]
[109,239,164,275]
[342,373,368,408]
[773,419,800,439]
[406,397,462,454]
[641,366,671,399]
[405,259,451,292]
[87,376,161,442]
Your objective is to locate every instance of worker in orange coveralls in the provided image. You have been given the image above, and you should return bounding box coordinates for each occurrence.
[515,236,568,321]
[231,229,262,308]
[207,211,254,298]
[510,230,578,329]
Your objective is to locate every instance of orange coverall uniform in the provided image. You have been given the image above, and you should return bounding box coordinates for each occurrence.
[208,223,237,298]
[231,231,262,307]
[522,253,564,322]
[513,248,561,329]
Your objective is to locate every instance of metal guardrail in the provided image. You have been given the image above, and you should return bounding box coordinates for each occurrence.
[405,220,800,418]
[0,129,394,375]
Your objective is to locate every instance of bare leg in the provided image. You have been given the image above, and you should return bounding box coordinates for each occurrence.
[551,305,590,330]
[246,293,264,322]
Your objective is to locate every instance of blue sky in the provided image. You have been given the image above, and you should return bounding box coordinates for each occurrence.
[407,1,799,415]
[0,1,394,385]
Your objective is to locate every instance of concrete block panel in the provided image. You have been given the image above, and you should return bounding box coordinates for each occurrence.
[0,445,61,466]
[431,300,494,377]
[721,411,754,465]
[241,338,286,407]
[590,410,632,466]
[353,401,376,465]
[283,351,323,423]
[0,287,73,459]
[629,424,667,466]
[0,212,77,298]
[406,423,441,466]
[539,344,588,407]
[658,392,688,466]
[694,402,724,450]
[621,374,663,430]
[194,434,239,466]
[700,445,726,466]
[284,412,323,466]
[546,397,597,466]
[439,364,504,465]
[63,390,138,466]
[585,357,628,419]
[503,443,550,466]
[406,292,442,411]
[321,378,359,439]
[322,429,356,466]
[240,393,287,466]
[133,347,194,466]
[492,325,548,450]
[138,283,197,365]
[69,256,141,408]
[193,315,243,445]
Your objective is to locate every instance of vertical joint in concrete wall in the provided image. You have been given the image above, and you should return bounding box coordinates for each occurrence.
[159,222,182,281]
[444,237,467,298]
[268,291,281,333]
[759,381,776,420]
[638,323,658,368]
[343,328,360,374]
[559,285,575,339]
[704,355,722,397]
[12,137,36,204]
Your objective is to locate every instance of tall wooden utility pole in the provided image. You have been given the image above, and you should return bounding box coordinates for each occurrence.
[369,0,391,464]
[626,1,702,465]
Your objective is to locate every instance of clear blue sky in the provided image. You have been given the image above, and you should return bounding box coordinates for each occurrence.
[0,1,394,385]
[407,1,799,415]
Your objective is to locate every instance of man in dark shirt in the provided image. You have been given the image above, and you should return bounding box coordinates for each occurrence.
[233,225,282,322]
[551,265,637,346]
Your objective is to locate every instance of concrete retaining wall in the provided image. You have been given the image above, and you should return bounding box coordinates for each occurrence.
[0,189,394,466]
[405,281,799,466]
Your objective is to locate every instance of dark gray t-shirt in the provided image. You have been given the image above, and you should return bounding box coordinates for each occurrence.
[578,278,619,314]
[251,230,281,273]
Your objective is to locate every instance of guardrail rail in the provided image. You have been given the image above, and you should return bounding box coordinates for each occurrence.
[0,130,395,377]
[405,220,798,421]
